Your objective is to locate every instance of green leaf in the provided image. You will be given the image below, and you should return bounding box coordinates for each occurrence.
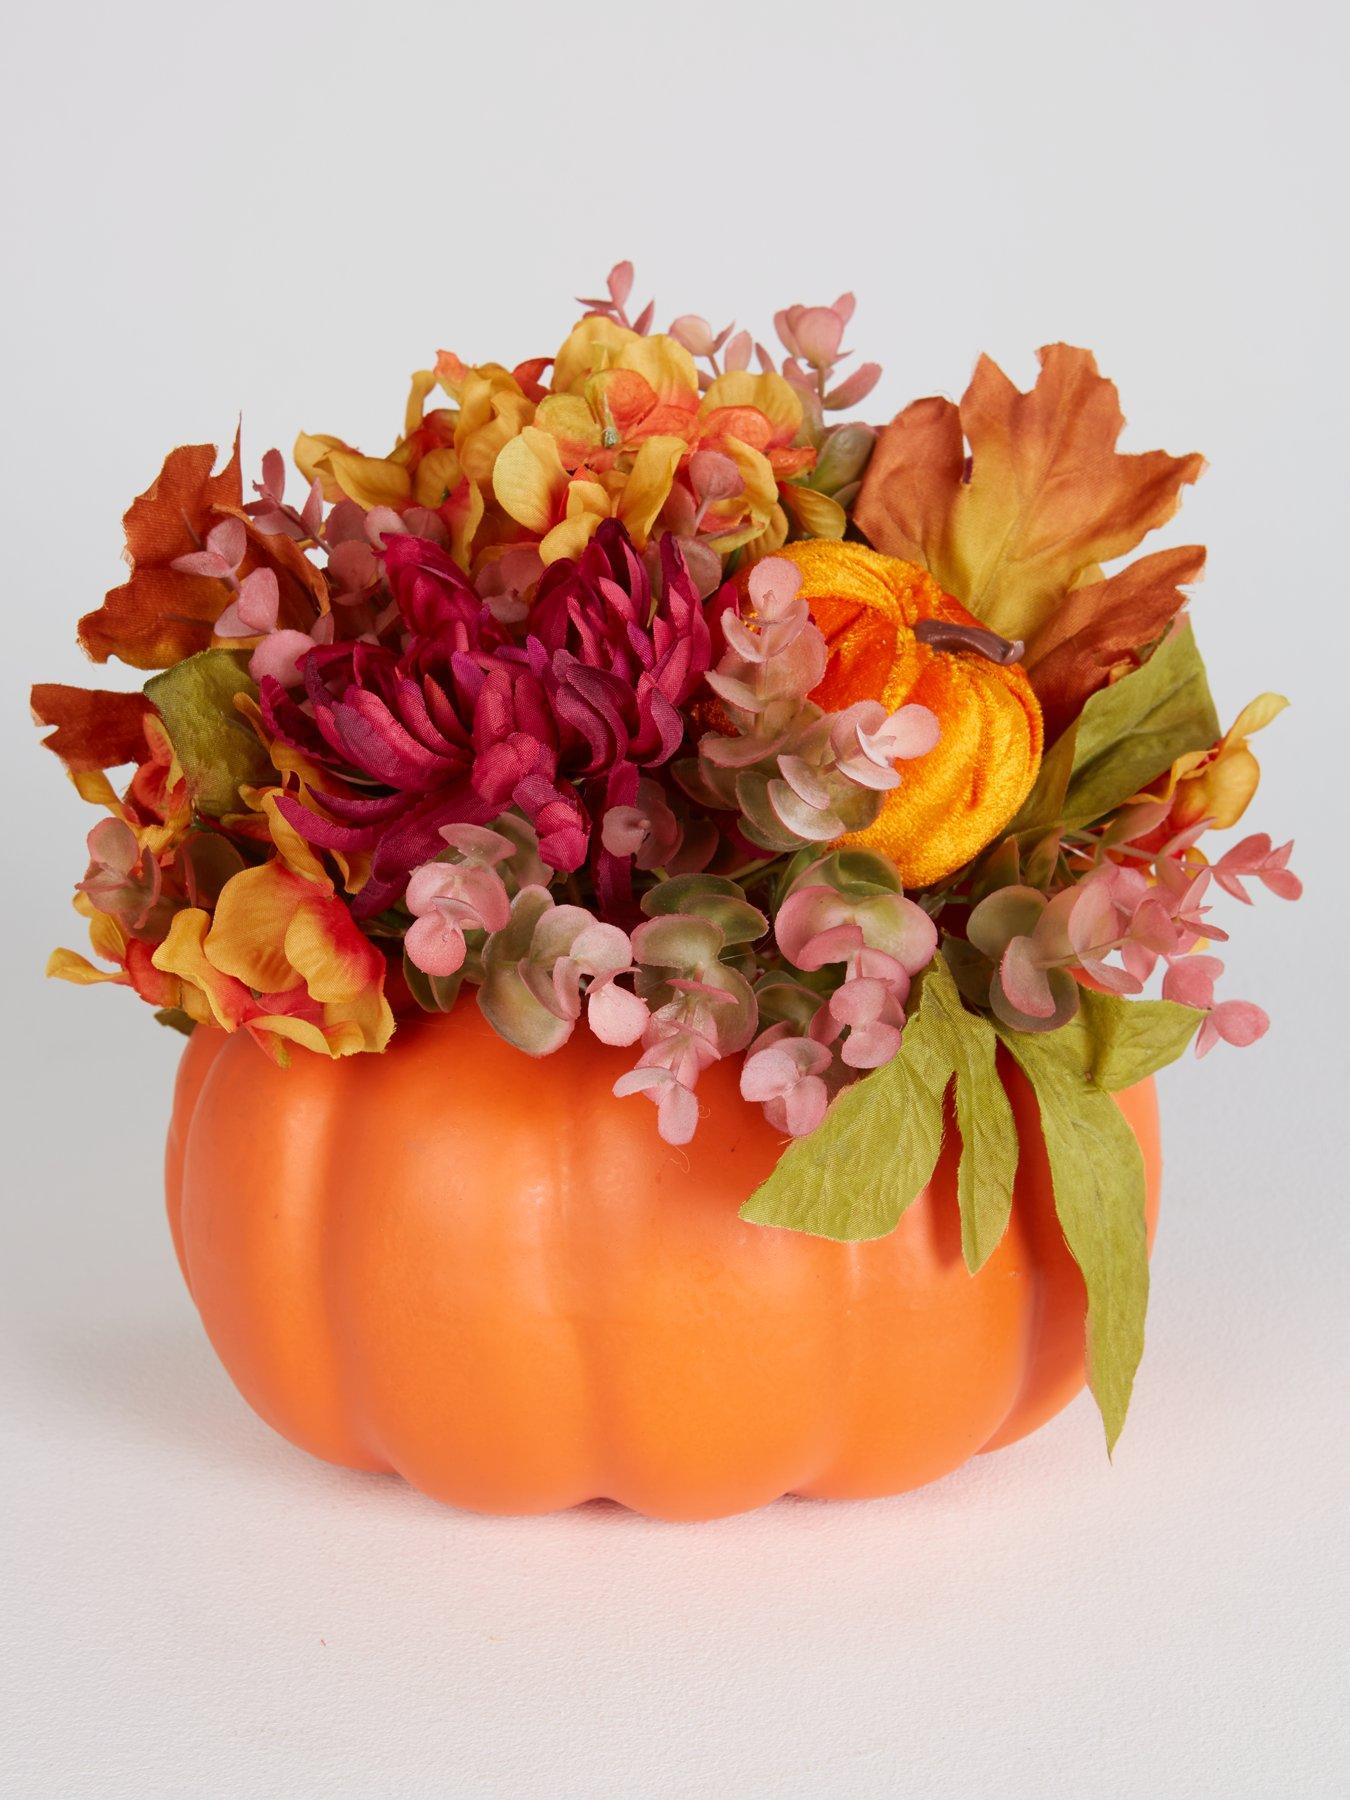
[741,960,1024,1262]
[641,875,768,946]
[995,1024,1150,1452]
[1063,987,1202,1090]
[1061,621,1219,828]
[153,1007,196,1036]
[739,971,950,1241]
[920,958,1019,1272]
[144,650,272,818]
[1009,718,1079,834]
[402,952,464,1015]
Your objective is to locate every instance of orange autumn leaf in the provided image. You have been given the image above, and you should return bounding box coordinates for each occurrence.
[854,344,1204,646]
[30,683,153,771]
[1022,544,1207,741]
[79,437,244,669]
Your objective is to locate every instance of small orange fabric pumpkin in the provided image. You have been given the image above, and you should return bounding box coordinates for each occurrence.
[775,539,1044,887]
[166,1008,1159,1521]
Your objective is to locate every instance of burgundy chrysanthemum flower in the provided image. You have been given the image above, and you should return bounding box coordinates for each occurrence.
[262,522,719,916]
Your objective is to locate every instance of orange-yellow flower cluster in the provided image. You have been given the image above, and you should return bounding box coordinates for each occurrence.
[297,316,821,578]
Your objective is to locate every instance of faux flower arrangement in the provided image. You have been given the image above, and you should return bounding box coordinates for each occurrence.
[34,263,1299,1450]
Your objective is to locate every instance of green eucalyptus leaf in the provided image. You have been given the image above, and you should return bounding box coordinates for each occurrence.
[1021,830,1063,892]
[995,1023,1150,1452]
[529,903,599,963]
[642,874,747,909]
[752,969,828,1033]
[1061,621,1219,827]
[476,960,571,1055]
[482,885,554,967]
[641,875,768,946]
[990,965,1081,1033]
[734,771,814,853]
[1065,987,1202,1089]
[789,848,905,901]
[144,650,272,818]
[631,912,725,970]
[402,953,464,1015]
[809,423,876,494]
[968,837,1022,903]
[942,935,996,1008]
[967,886,1046,958]
[773,845,822,906]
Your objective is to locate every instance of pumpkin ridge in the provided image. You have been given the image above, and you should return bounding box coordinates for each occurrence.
[315,1046,396,1478]
[166,1016,1160,1518]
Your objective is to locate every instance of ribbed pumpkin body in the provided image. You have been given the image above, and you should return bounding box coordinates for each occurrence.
[166,1009,1160,1521]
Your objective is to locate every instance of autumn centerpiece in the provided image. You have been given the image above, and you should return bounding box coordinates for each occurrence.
[33,266,1300,1518]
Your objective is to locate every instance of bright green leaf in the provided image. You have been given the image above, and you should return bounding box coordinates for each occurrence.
[1010,718,1079,834]
[921,958,1019,1272]
[739,971,950,1241]
[742,960,1024,1263]
[995,1024,1150,1452]
[144,650,271,818]
[1064,987,1202,1090]
[1061,621,1219,827]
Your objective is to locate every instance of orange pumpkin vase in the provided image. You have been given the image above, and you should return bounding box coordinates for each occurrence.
[166,1006,1160,1522]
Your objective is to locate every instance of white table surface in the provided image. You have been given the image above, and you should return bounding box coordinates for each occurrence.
[3,3,1346,1793]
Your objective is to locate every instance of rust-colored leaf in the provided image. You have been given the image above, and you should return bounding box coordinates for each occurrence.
[1024,545,1207,741]
[851,393,965,569]
[31,683,153,770]
[79,437,244,668]
[855,345,1204,646]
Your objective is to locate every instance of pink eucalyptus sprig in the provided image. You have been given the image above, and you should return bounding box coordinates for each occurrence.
[477,885,647,1057]
[667,315,754,393]
[1210,833,1303,903]
[403,818,547,982]
[769,294,882,419]
[576,260,656,336]
[775,852,938,1071]
[963,825,1300,1052]
[610,875,766,1143]
[245,448,326,548]
[174,512,335,687]
[683,555,939,852]
[740,1029,834,1137]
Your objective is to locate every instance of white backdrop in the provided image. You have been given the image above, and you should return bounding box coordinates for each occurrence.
[2,2,1346,1795]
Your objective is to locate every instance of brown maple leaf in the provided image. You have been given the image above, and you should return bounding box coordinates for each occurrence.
[1023,544,1207,741]
[31,684,154,770]
[854,344,1204,649]
[77,436,332,668]
[79,438,246,669]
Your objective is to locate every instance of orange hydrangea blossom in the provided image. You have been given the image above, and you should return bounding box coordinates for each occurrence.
[1136,692,1290,835]
[151,795,392,1063]
[297,315,821,576]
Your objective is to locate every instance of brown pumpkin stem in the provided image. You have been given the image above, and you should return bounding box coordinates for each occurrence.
[913,618,1025,665]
